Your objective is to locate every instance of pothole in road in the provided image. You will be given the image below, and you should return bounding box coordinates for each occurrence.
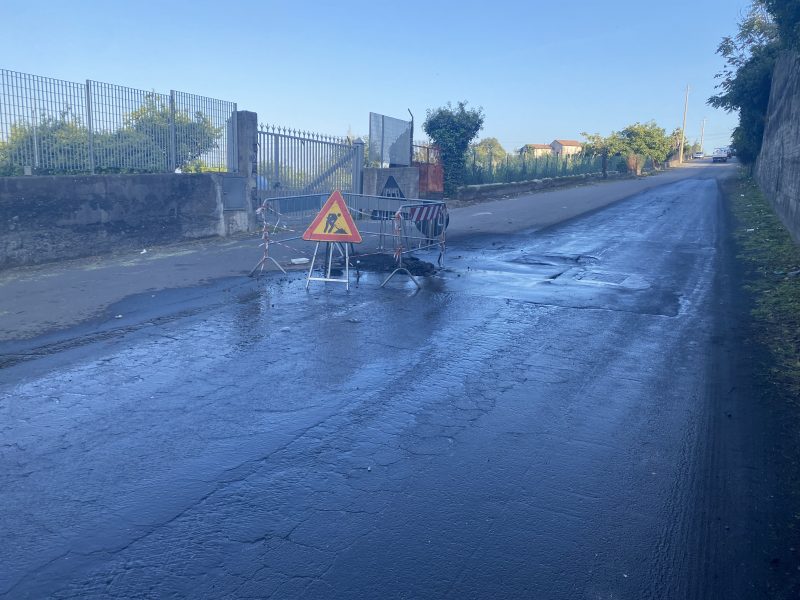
[574,271,629,285]
[510,253,599,268]
[571,271,652,291]
[350,254,437,276]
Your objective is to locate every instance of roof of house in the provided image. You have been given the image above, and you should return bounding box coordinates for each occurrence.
[552,140,583,147]
[524,143,552,150]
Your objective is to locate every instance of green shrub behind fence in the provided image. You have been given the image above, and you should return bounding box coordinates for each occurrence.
[463,151,628,186]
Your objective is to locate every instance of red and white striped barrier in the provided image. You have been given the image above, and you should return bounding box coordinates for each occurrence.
[408,204,443,222]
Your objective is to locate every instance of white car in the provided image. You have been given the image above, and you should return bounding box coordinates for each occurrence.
[712,149,728,163]
[692,152,704,159]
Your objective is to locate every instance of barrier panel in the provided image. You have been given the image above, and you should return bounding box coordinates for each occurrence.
[250,192,448,286]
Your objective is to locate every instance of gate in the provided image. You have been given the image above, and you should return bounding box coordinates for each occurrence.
[256,125,364,198]
[413,144,443,199]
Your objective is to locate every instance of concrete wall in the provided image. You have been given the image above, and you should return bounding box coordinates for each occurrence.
[0,173,237,269]
[756,50,800,243]
[363,167,420,199]
[0,109,268,270]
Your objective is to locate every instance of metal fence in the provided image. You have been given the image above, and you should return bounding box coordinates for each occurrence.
[257,125,364,198]
[413,143,439,164]
[464,151,621,185]
[0,69,237,176]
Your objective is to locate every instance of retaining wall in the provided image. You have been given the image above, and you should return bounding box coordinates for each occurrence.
[0,173,243,270]
[756,50,800,243]
[455,171,624,202]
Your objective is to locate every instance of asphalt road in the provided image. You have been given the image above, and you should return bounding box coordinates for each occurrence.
[0,164,777,598]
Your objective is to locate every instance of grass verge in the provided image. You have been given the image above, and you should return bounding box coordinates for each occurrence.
[724,171,800,596]
[726,173,800,401]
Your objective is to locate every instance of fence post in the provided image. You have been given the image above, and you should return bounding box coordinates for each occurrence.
[31,104,40,171]
[408,113,414,166]
[352,138,365,194]
[84,80,95,174]
[273,131,279,187]
[168,91,177,172]
[235,110,259,229]
[226,105,238,173]
[380,115,385,166]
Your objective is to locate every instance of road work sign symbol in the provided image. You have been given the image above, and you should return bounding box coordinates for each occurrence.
[302,190,362,243]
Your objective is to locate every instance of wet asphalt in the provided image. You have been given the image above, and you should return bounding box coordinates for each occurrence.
[0,175,754,598]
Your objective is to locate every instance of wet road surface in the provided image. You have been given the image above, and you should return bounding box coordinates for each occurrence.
[1,176,746,598]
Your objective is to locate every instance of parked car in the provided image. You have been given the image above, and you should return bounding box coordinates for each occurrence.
[693,152,704,159]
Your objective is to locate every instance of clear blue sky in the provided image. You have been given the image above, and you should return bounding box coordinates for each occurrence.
[2,0,751,151]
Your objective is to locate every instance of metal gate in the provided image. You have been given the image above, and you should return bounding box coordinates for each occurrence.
[256,125,364,198]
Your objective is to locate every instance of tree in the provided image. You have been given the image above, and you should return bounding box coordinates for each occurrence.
[469,137,506,170]
[616,122,673,163]
[580,132,617,177]
[708,1,779,165]
[0,110,91,176]
[582,121,673,175]
[121,95,222,171]
[764,0,800,48]
[670,128,692,159]
[0,94,222,175]
[580,132,614,157]
[423,101,484,195]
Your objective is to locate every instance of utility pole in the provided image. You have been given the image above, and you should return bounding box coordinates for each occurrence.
[700,118,706,154]
[678,85,690,163]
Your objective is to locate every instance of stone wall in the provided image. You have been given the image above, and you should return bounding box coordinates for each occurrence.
[0,173,236,270]
[756,50,800,243]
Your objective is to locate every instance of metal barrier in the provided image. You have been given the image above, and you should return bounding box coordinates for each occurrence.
[0,68,237,176]
[250,192,448,283]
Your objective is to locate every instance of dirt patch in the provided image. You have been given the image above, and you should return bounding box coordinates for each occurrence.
[351,253,437,276]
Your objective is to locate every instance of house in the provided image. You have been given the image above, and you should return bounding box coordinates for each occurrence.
[551,140,583,157]
[519,143,552,158]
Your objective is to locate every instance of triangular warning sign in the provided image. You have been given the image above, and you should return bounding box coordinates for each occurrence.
[380,175,405,198]
[302,190,362,243]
